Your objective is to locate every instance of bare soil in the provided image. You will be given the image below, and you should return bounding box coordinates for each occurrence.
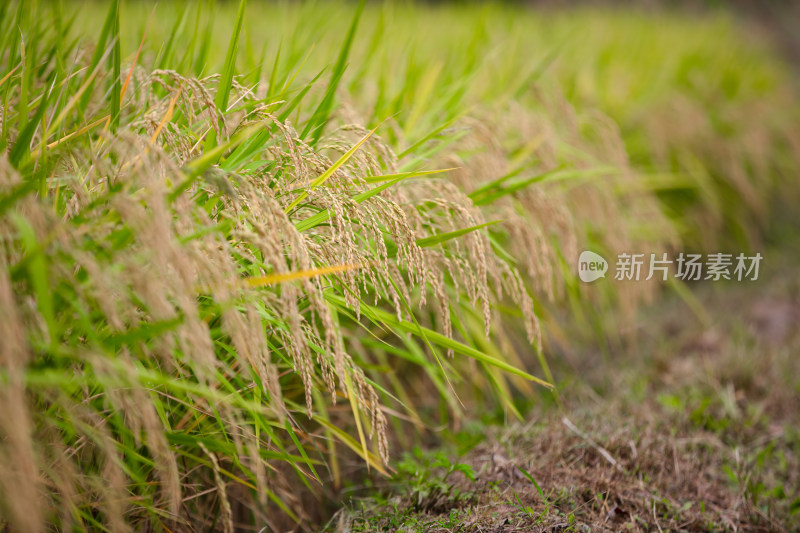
[328,253,800,532]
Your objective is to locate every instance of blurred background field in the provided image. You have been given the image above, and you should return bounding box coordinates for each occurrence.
[0,1,798,531]
[85,1,800,247]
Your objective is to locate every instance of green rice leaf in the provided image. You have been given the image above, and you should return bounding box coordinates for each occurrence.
[204,0,247,153]
[416,220,502,248]
[285,121,379,213]
[301,0,364,145]
[325,293,552,387]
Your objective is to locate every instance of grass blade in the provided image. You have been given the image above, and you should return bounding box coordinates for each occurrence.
[285,122,380,213]
[204,0,247,153]
[11,214,56,344]
[315,418,388,475]
[415,220,502,248]
[78,0,117,117]
[326,293,552,387]
[109,0,120,132]
[301,0,364,144]
[295,168,453,232]
[10,86,48,168]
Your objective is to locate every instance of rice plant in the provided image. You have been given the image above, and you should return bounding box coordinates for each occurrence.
[1,1,797,531]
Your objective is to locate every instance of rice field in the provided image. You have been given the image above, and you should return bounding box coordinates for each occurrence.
[1,1,798,531]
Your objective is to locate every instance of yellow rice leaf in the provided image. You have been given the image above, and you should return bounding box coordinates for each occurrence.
[244,263,361,288]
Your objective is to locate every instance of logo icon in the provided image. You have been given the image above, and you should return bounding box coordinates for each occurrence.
[578,251,608,283]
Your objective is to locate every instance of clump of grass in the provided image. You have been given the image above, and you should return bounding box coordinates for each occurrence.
[0,2,559,530]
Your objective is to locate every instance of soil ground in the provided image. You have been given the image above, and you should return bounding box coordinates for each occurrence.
[324,247,800,532]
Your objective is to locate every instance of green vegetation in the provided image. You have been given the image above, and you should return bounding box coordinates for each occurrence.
[0,1,797,531]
